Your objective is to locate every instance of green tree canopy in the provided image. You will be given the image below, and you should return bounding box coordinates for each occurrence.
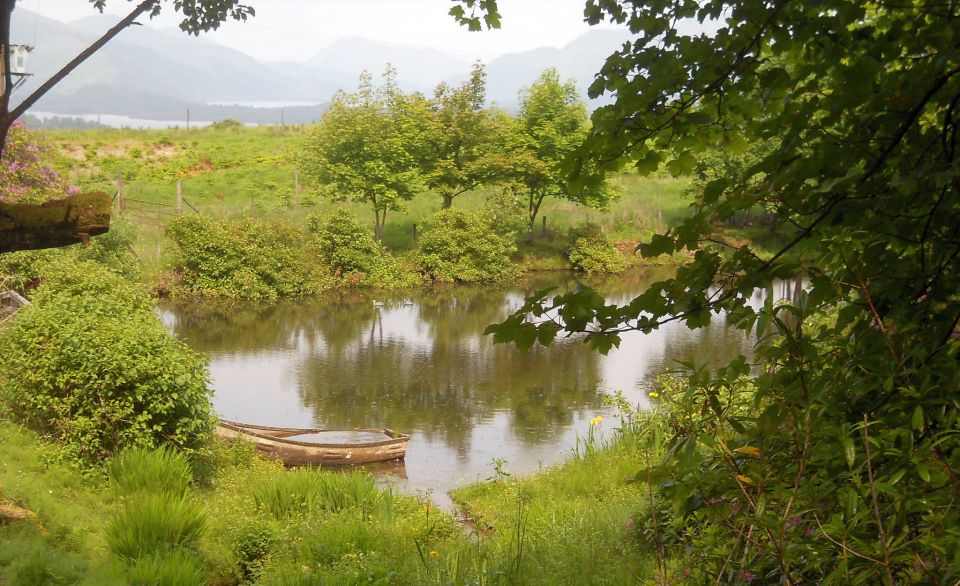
[514,69,615,228]
[490,1,960,581]
[424,63,512,208]
[300,68,429,241]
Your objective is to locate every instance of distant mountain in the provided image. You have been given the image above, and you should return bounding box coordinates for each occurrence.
[290,37,471,94]
[9,8,631,123]
[478,29,631,107]
[9,10,326,123]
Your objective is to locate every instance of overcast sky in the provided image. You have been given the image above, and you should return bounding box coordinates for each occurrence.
[21,0,622,62]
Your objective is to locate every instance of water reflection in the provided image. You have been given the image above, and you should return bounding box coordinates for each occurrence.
[159,268,757,497]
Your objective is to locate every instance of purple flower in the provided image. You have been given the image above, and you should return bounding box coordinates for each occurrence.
[68,185,79,195]
[785,515,802,529]
[740,571,757,582]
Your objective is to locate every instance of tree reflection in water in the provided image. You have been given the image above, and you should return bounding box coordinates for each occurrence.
[160,268,760,493]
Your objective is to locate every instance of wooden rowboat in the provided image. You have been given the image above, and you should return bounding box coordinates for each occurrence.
[216,419,409,467]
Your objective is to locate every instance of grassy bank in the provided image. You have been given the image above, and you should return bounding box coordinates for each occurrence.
[0,411,655,585]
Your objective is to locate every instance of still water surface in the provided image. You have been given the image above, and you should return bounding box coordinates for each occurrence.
[159,269,764,501]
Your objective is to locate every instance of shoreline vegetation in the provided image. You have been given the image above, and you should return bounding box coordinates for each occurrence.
[0,400,662,585]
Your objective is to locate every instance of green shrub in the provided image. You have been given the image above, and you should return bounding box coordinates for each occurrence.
[565,222,625,274]
[482,185,528,237]
[208,118,244,131]
[106,493,206,561]
[167,215,332,300]
[0,261,213,466]
[306,209,419,289]
[0,220,139,291]
[126,549,204,586]
[73,219,141,281]
[108,445,194,498]
[415,208,516,283]
[307,209,383,276]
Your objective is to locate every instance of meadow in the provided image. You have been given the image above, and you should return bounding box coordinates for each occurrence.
[45,124,694,284]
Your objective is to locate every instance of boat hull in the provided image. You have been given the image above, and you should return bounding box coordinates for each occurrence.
[216,420,409,467]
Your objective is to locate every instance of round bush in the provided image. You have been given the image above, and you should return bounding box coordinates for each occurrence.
[415,208,516,283]
[307,209,419,288]
[565,222,625,274]
[0,261,213,466]
[307,209,384,276]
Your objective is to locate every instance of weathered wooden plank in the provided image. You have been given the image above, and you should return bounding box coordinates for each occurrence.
[0,192,111,253]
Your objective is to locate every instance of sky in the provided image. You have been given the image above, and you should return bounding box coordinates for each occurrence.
[21,0,622,62]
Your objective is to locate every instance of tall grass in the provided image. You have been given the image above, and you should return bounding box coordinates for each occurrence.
[125,549,204,586]
[106,493,206,561]
[252,468,393,521]
[107,445,194,498]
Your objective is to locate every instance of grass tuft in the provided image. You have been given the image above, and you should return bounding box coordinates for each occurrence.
[125,549,204,586]
[107,445,194,498]
[106,492,206,561]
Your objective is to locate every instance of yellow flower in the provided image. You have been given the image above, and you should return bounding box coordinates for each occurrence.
[734,446,762,459]
[590,415,604,425]
[648,391,660,398]
[429,550,439,558]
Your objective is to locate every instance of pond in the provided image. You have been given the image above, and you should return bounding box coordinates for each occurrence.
[159,268,775,504]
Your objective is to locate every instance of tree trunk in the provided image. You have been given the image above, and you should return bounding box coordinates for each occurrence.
[0,192,112,253]
[442,193,453,208]
[527,192,545,233]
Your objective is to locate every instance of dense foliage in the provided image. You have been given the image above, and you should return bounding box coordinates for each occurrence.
[166,215,332,300]
[0,260,212,466]
[514,69,616,227]
[0,219,140,292]
[489,0,960,582]
[424,63,513,208]
[300,68,429,241]
[306,208,418,288]
[415,208,516,283]
[565,222,624,274]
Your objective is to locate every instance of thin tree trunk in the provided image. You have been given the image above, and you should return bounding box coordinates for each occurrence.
[528,192,546,230]
[0,0,17,154]
[442,193,453,208]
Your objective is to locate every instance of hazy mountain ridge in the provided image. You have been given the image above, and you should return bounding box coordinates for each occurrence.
[10,9,629,124]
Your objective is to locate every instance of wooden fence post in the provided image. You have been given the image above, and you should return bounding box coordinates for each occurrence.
[541,215,547,237]
[117,173,125,214]
[412,223,417,243]
[176,179,183,213]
